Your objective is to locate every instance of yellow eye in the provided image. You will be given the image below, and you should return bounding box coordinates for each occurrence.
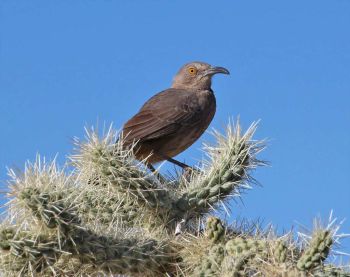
[188,66,197,75]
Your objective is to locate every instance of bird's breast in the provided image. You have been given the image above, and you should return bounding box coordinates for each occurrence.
[164,90,216,157]
[190,89,216,131]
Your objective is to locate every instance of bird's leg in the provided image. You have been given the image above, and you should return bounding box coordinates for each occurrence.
[165,156,191,169]
[156,152,190,169]
[146,163,157,173]
[157,153,202,175]
[146,163,167,183]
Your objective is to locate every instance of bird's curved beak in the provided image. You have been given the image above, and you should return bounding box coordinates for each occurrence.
[203,66,230,77]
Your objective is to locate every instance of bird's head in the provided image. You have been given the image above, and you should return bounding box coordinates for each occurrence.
[172,61,230,90]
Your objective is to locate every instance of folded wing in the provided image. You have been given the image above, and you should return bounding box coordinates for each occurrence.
[122,88,202,144]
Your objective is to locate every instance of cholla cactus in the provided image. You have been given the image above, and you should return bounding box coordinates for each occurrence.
[0,120,349,276]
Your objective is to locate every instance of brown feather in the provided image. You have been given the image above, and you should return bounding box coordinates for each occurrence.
[123,88,202,143]
[122,88,216,163]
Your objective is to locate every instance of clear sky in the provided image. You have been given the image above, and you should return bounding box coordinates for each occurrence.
[1,0,349,262]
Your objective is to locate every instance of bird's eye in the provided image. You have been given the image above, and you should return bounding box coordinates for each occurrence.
[188,66,197,75]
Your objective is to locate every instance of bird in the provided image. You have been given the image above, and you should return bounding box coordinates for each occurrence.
[122,61,229,172]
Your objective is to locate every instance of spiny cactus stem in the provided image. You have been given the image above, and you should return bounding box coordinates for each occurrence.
[297,230,333,271]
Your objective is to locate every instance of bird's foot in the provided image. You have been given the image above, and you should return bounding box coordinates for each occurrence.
[146,163,167,183]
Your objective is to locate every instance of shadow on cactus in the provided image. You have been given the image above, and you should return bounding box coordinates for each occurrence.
[0,120,348,276]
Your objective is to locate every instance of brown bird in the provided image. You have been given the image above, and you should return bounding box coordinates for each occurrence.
[122,61,229,171]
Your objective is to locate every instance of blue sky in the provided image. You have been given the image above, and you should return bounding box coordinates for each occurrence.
[1,0,349,261]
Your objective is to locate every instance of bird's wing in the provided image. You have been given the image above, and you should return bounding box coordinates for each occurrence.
[122,88,202,143]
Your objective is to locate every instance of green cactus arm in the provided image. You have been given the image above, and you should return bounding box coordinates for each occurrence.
[297,230,333,271]
[174,121,265,217]
[0,225,175,276]
[0,227,64,274]
[205,216,226,243]
[63,228,175,276]
[70,127,176,213]
[6,172,176,276]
